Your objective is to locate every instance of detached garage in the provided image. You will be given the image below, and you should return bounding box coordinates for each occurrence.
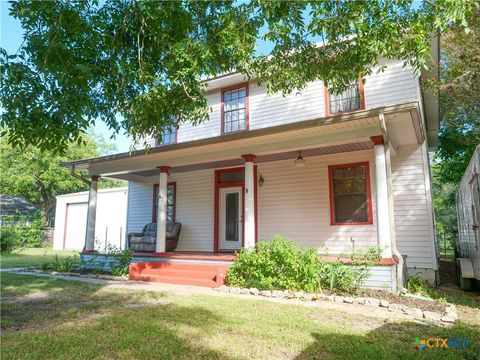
[53,187,128,251]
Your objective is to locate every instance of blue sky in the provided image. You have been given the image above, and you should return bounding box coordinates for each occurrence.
[1,1,132,152]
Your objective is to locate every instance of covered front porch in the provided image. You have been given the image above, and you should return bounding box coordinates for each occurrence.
[66,102,424,287]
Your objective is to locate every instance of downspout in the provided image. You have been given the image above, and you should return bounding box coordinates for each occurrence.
[379,113,407,293]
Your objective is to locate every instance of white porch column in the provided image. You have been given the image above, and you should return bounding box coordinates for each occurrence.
[371,136,392,257]
[156,166,170,253]
[84,175,100,252]
[242,154,256,249]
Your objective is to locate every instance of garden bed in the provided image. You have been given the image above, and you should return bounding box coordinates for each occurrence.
[215,285,457,325]
[355,288,446,313]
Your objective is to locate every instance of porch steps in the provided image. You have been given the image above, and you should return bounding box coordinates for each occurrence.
[129,261,231,287]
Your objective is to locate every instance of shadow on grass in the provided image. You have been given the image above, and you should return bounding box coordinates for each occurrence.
[1,273,114,330]
[2,273,479,360]
[3,301,240,359]
[296,321,480,360]
[1,274,242,359]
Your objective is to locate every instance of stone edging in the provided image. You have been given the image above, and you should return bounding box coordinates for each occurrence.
[215,286,457,324]
[26,269,128,281]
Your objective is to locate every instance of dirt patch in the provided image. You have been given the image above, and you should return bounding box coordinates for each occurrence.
[317,288,447,313]
[356,289,446,313]
[439,259,458,286]
[308,309,384,331]
[2,293,56,304]
[123,299,171,308]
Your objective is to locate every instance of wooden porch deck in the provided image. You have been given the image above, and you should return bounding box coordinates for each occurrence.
[132,251,236,262]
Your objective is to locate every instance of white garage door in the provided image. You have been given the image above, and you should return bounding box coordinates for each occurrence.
[64,202,88,249]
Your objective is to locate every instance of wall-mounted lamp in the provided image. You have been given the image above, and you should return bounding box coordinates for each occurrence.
[295,151,306,167]
[258,174,265,187]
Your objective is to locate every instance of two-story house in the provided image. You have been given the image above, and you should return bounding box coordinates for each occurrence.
[63,41,439,291]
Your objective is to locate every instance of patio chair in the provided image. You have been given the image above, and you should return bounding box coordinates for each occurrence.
[128,222,182,252]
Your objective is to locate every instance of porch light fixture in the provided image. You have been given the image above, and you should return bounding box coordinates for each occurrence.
[258,174,265,187]
[295,151,306,167]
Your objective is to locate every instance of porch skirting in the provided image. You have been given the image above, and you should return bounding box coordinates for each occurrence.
[79,253,397,292]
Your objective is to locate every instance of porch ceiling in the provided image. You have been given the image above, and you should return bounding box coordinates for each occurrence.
[61,101,423,179]
[113,140,374,179]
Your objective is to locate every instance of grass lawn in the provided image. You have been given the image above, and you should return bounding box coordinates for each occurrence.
[1,273,479,360]
[0,248,78,269]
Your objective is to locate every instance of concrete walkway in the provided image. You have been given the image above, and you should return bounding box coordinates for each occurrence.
[2,269,431,324]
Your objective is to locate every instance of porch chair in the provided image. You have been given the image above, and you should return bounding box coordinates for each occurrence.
[128,222,182,252]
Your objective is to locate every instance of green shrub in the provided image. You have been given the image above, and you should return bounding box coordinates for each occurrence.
[106,245,133,276]
[41,254,80,272]
[0,216,45,252]
[320,262,370,293]
[226,235,370,293]
[226,235,323,291]
[0,227,21,252]
[20,217,44,248]
[406,272,430,296]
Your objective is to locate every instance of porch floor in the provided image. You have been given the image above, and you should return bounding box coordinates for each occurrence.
[132,251,236,262]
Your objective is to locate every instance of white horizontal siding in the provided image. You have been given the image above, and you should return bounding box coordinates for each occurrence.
[170,169,215,251]
[126,150,379,254]
[249,81,325,129]
[364,61,418,108]
[364,265,396,292]
[126,182,153,234]
[177,91,221,142]
[257,150,378,254]
[140,60,419,146]
[391,144,436,269]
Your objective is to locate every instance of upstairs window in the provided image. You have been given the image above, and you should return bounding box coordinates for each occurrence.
[152,183,176,223]
[325,79,365,115]
[329,162,372,225]
[157,124,177,145]
[222,85,248,134]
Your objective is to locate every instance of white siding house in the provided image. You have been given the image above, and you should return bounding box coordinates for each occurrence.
[63,55,440,287]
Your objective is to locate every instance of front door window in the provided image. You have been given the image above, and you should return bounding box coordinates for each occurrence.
[219,187,243,251]
[225,192,240,242]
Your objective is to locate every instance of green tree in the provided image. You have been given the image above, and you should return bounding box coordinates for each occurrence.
[0,0,475,153]
[432,165,458,252]
[431,6,479,253]
[435,4,480,184]
[0,133,124,225]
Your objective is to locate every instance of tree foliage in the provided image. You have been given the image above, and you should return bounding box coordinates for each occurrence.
[435,3,480,184]
[0,133,124,223]
[1,0,475,153]
[431,5,479,247]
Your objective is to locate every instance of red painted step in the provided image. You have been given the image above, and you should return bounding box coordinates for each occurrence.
[129,261,231,287]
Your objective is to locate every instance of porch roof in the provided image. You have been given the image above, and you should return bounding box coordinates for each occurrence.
[62,102,424,180]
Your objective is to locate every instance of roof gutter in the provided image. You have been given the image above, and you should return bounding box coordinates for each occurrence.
[379,112,407,293]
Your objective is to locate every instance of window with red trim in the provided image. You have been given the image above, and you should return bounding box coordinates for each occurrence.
[152,183,176,223]
[222,85,248,133]
[325,78,365,115]
[328,162,372,225]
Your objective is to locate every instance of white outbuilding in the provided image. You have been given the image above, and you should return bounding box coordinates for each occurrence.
[53,187,128,251]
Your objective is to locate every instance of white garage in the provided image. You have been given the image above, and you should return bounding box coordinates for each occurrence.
[53,187,128,251]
